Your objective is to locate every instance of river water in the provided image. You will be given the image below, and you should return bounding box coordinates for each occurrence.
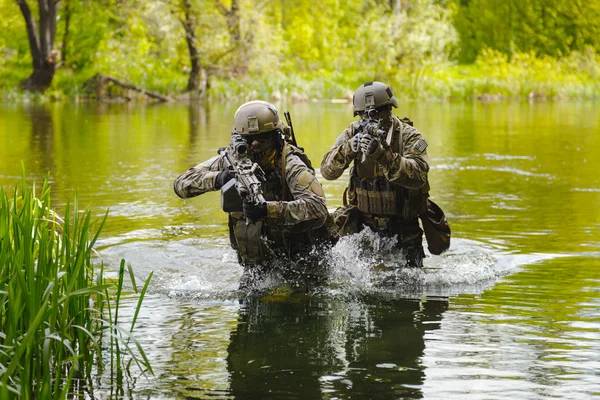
[1,101,599,399]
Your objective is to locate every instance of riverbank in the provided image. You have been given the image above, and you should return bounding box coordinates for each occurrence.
[2,49,599,103]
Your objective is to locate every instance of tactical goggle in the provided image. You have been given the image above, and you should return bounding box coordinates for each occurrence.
[243,131,278,143]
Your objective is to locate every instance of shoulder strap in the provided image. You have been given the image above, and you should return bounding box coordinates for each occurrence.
[399,118,403,156]
[281,141,289,201]
[389,116,403,156]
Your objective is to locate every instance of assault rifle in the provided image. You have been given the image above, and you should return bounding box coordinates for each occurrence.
[218,134,267,215]
[357,108,387,162]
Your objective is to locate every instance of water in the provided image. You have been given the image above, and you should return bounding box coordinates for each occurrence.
[1,101,599,399]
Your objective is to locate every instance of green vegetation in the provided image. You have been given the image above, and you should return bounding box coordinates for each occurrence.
[453,0,600,63]
[1,0,599,101]
[0,174,153,397]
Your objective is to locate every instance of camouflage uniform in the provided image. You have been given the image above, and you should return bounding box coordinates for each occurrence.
[321,116,430,268]
[174,142,335,270]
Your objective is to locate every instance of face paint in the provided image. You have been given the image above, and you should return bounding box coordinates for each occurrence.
[243,131,281,168]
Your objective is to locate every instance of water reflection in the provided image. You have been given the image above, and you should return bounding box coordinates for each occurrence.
[226,294,448,399]
[2,102,599,399]
[159,302,238,399]
[28,104,55,172]
[187,101,210,162]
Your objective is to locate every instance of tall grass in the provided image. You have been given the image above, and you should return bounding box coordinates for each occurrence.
[0,175,153,398]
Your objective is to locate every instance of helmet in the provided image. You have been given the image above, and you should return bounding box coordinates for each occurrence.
[352,81,398,116]
[232,100,285,135]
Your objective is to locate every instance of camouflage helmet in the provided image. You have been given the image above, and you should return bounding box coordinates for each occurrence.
[352,81,398,116]
[232,100,285,135]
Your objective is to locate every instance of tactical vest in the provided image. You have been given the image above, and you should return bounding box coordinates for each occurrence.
[350,117,429,221]
[229,143,329,267]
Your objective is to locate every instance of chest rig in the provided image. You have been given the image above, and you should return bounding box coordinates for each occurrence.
[349,117,428,221]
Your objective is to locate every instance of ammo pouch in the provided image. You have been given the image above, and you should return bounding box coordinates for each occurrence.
[419,199,451,255]
[354,177,400,216]
[232,219,265,266]
[221,178,243,212]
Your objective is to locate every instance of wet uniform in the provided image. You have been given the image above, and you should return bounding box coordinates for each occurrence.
[175,143,335,274]
[321,116,430,268]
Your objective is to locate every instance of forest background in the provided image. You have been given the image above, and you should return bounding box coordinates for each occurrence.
[1,0,599,102]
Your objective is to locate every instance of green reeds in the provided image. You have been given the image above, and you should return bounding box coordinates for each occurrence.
[0,174,153,398]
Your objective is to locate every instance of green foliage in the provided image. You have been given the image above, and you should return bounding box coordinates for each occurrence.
[207,47,600,102]
[90,0,188,92]
[0,1,30,88]
[0,173,153,397]
[0,0,599,100]
[452,0,600,62]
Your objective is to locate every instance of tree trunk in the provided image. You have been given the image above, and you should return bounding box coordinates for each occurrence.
[17,0,59,92]
[61,0,71,65]
[228,0,241,45]
[87,73,170,102]
[214,0,249,74]
[179,0,202,92]
[21,58,57,91]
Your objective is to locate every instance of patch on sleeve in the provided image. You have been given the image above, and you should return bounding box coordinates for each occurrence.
[297,170,325,196]
[412,138,428,154]
[310,180,325,197]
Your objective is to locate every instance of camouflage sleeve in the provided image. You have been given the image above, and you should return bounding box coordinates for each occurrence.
[384,123,430,189]
[266,153,328,231]
[320,124,355,180]
[173,155,228,199]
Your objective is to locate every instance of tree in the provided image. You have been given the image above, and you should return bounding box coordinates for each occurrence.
[17,0,60,91]
[176,0,203,92]
[213,0,252,74]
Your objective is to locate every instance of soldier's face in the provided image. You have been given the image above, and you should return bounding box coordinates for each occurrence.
[245,132,276,158]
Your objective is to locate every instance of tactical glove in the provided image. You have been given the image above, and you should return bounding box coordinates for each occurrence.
[214,169,235,189]
[243,200,267,221]
[350,134,362,154]
[359,135,385,161]
[343,134,362,156]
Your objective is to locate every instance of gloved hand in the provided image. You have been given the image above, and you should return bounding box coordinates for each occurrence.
[214,169,235,189]
[350,134,362,154]
[344,134,362,156]
[359,135,385,161]
[243,200,267,221]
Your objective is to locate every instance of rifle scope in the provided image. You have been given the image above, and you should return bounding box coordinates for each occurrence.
[365,108,378,119]
[230,134,248,155]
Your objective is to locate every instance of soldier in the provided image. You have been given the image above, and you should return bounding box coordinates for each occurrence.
[321,81,433,269]
[174,100,336,289]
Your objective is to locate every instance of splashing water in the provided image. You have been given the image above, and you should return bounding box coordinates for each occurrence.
[100,227,547,300]
[325,228,501,297]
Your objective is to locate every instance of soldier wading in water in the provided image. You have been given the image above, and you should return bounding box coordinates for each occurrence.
[321,81,450,269]
[174,100,337,290]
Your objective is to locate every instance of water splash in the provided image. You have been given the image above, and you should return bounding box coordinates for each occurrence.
[98,228,564,300]
[325,228,501,297]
